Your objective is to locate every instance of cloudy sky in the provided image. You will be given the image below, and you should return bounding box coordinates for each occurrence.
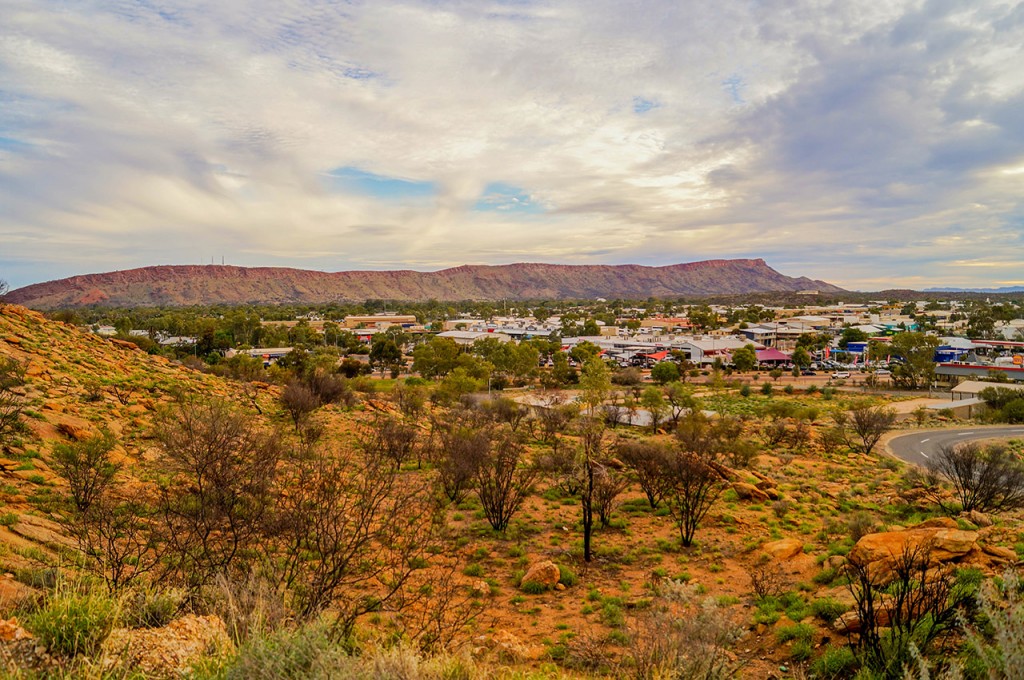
[2,0,1023,291]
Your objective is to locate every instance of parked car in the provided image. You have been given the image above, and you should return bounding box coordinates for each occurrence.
[874,369,892,376]
[831,371,851,379]
[801,369,817,376]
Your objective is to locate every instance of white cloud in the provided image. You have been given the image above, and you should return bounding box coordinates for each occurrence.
[1,0,1023,290]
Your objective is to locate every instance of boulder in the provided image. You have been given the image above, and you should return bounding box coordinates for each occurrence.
[732,482,769,502]
[912,517,958,530]
[964,511,993,528]
[981,544,1019,564]
[520,561,560,590]
[848,527,979,580]
[762,539,804,561]
[103,615,233,679]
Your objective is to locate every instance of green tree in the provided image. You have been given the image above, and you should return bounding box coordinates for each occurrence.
[731,344,757,372]
[578,358,611,414]
[641,386,668,433]
[688,305,718,331]
[369,336,403,377]
[838,327,869,349]
[412,337,461,379]
[889,332,940,390]
[791,346,811,368]
[651,361,680,385]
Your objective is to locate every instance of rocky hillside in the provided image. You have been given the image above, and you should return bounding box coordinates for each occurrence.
[7,259,843,308]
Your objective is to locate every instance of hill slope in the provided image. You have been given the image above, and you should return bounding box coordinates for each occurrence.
[7,259,842,308]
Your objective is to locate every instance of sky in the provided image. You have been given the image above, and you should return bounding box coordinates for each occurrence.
[2,0,1024,292]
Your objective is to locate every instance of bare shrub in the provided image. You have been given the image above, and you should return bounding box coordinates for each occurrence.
[593,466,629,527]
[846,403,897,455]
[625,580,744,679]
[924,442,1024,514]
[537,437,585,497]
[154,396,283,593]
[475,431,538,532]
[748,558,787,600]
[364,415,418,470]
[430,416,490,504]
[51,429,120,513]
[72,496,162,593]
[844,541,973,676]
[664,450,726,547]
[281,380,319,430]
[616,439,673,509]
[267,443,440,633]
[0,357,26,444]
[758,418,789,448]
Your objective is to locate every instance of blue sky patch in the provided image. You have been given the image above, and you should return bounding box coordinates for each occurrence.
[474,182,543,214]
[633,97,659,114]
[722,74,746,104]
[326,166,436,200]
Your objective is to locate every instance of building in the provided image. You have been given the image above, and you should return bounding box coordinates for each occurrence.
[342,314,417,330]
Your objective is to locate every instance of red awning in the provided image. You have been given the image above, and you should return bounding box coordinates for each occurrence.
[641,350,670,361]
[755,348,791,362]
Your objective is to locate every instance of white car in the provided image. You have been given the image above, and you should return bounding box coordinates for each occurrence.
[874,369,892,376]
[831,371,851,379]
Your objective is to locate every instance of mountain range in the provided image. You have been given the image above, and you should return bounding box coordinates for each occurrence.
[5,259,843,308]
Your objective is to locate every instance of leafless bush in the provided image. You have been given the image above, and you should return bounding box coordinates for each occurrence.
[0,357,25,444]
[758,418,789,448]
[924,442,1024,514]
[71,496,162,593]
[846,403,897,455]
[625,580,744,679]
[537,438,585,497]
[51,429,120,513]
[593,466,629,527]
[665,451,726,547]
[616,439,673,509]
[266,443,440,633]
[364,415,418,469]
[154,396,283,593]
[281,380,320,430]
[430,417,490,504]
[845,541,972,676]
[475,431,538,532]
[748,559,786,600]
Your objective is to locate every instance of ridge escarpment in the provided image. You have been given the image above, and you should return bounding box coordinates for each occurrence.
[7,259,843,308]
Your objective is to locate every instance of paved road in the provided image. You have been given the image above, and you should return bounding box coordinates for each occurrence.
[887,426,1024,467]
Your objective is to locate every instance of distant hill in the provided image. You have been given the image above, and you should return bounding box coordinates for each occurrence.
[924,286,1024,294]
[6,259,844,308]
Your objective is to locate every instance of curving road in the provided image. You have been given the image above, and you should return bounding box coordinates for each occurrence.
[887,426,1024,467]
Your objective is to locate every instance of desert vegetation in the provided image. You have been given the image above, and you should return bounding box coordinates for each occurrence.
[2,303,1024,679]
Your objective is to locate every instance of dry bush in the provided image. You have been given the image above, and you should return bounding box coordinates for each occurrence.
[923,441,1024,514]
[364,414,418,469]
[154,396,283,593]
[266,442,441,632]
[844,541,972,676]
[430,415,490,504]
[616,438,673,509]
[475,431,538,533]
[593,466,629,527]
[0,356,25,445]
[537,437,586,497]
[664,451,726,547]
[748,559,786,600]
[625,580,744,679]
